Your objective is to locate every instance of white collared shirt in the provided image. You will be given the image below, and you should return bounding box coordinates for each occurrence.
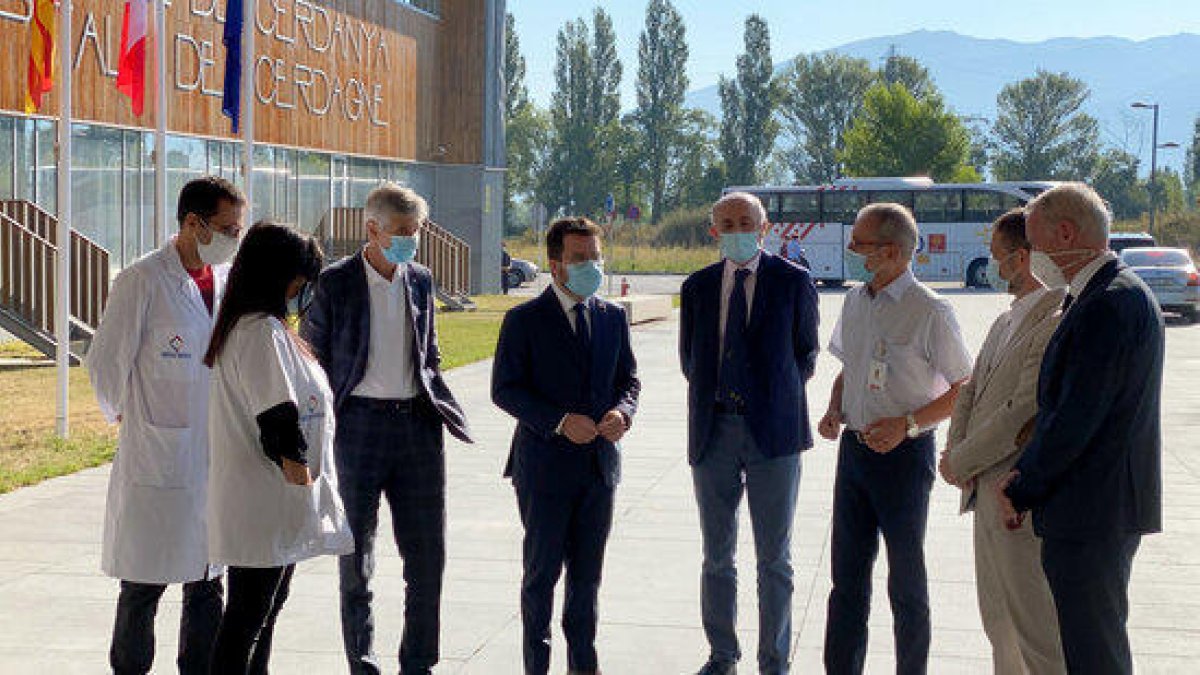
[830,269,973,431]
[1065,251,1118,311]
[551,281,592,336]
[998,287,1051,353]
[718,251,762,356]
[351,252,419,399]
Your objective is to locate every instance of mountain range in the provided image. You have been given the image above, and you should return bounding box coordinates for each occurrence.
[684,30,1200,172]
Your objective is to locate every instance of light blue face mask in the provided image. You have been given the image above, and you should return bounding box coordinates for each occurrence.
[382,234,419,264]
[719,232,761,264]
[844,249,872,282]
[565,260,604,298]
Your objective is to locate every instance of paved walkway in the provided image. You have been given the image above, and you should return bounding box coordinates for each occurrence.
[2,291,1199,673]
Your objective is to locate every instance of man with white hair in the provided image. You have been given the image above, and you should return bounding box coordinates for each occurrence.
[303,183,473,675]
[679,192,820,675]
[997,182,1163,674]
[818,202,973,675]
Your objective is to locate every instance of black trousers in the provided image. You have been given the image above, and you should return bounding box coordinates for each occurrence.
[209,565,295,675]
[110,577,223,675]
[824,431,935,675]
[1042,534,1141,675]
[516,478,615,675]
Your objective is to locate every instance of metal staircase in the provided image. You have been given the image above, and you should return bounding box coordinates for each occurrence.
[0,201,110,363]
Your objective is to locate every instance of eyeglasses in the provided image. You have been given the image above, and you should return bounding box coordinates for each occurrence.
[848,238,890,250]
[198,216,239,239]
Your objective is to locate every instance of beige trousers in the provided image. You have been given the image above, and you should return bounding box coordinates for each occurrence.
[973,474,1067,675]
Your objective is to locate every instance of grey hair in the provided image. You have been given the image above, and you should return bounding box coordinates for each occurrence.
[858,202,918,257]
[713,191,768,226]
[1026,182,1110,246]
[365,182,429,224]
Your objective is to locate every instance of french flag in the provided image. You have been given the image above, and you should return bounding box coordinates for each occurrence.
[116,0,148,116]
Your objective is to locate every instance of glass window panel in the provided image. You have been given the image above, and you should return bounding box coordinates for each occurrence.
[348,158,383,205]
[71,124,124,273]
[252,145,276,222]
[914,190,963,223]
[820,190,866,223]
[867,190,913,207]
[963,190,1003,222]
[14,117,35,202]
[0,116,13,198]
[166,135,207,218]
[35,119,57,213]
[298,152,330,236]
[779,192,820,222]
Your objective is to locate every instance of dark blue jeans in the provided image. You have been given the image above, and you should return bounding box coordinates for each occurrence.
[1042,534,1141,675]
[109,577,223,675]
[824,430,935,675]
[692,413,802,675]
[335,397,446,675]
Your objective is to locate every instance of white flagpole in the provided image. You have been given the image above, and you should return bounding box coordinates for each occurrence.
[55,0,74,437]
[155,0,167,245]
[241,0,254,208]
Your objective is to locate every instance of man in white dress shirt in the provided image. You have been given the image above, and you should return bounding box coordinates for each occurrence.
[818,202,973,675]
[941,209,1066,674]
[303,184,472,675]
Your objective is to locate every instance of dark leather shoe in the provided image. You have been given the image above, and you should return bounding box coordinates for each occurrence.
[695,660,736,675]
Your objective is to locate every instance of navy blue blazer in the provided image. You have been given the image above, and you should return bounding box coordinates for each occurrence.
[679,252,820,464]
[301,253,472,443]
[491,287,640,493]
[1006,260,1163,541]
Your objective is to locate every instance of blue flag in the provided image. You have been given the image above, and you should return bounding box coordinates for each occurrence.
[221,0,243,133]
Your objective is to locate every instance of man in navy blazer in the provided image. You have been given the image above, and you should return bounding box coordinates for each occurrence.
[679,192,819,675]
[302,184,471,675]
[492,217,640,675]
[999,183,1164,674]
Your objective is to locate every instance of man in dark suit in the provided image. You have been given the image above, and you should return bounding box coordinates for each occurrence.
[492,217,640,675]
[679,192,820,675]
[999,182,1164,674]
[302,183,472,675]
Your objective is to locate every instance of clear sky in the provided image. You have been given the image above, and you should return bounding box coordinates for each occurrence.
[509,0,1200,107]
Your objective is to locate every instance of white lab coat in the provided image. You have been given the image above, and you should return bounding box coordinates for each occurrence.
[87,239,227,583]
[207,314,353,567]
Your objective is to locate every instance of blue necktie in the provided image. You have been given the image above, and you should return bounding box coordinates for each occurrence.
[719,269,751,407]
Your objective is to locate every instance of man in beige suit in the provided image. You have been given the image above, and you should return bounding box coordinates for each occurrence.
[940,209,1066,675]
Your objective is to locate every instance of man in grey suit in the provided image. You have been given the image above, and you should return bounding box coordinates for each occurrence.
[940,209,1065,675]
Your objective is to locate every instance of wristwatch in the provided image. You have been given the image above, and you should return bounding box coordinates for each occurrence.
[905,413,920,439]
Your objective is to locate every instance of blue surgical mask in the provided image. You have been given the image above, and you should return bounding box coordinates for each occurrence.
[382,234,419,264]
[845,249,872,282]
[565,260,604,298]
[720,232,760,265]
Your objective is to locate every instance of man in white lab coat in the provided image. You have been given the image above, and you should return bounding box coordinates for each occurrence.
[87,176,245,675]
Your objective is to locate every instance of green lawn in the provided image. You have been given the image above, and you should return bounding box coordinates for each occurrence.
[506,240,717,275]
[0,295,524,494]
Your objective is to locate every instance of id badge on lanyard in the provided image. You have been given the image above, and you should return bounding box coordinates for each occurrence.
[868,339,888,392]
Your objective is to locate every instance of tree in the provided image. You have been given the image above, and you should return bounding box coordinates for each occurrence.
[1154,167,1187,215]
[990,70,1100,181]
[839,83,973,181]
[666,109,723,210]
[1185,116,1200,209]
[719,15,778,186]
[633,0,689,223]
[502,13,545,234]
[776,53,876,184]
[1090,149,1148,220]
[538,9,624,218]
[881,51,938,102]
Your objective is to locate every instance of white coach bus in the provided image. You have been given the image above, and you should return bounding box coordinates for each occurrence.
[725,177,1056,287]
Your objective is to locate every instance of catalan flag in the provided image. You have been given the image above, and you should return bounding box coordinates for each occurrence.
[24,0,57,114]
[116,0,149,116]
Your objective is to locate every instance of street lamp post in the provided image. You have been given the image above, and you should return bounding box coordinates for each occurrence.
[1131,102,1180,238]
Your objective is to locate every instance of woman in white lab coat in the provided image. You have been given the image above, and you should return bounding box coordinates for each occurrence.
[204,221,353,673]
[86,175,245,674]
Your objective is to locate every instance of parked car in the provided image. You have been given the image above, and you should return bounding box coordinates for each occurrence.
[1109,231,1156,254]
[1119,247,1199,323]
[510,257,539,284]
